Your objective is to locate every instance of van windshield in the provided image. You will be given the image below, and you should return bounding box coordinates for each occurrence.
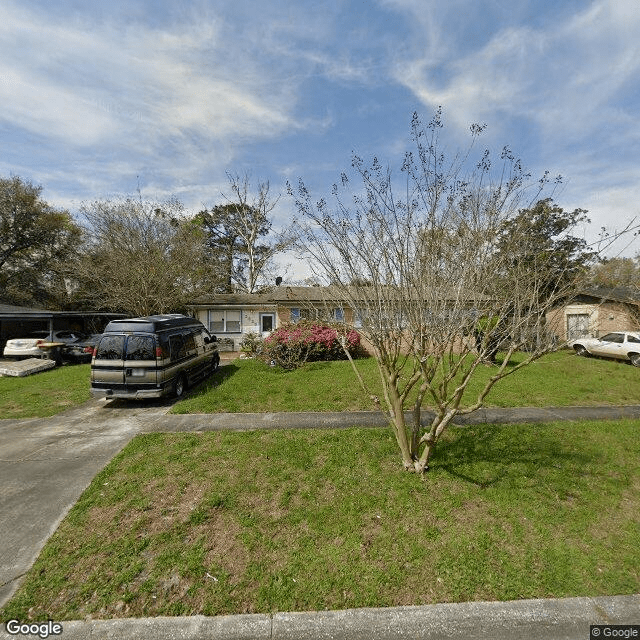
[125,336,155,361]
[95,335,125,360]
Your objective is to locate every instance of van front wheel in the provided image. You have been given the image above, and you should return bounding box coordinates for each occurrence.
[174,374,187,398]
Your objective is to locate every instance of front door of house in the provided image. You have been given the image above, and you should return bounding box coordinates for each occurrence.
[260,313,275,337]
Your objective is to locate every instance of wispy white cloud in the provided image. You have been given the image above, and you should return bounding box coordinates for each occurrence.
[2,0,638,265]
[392,0,640,142]
[384,0,640,253]
[1,5,296,143]
[0,1,305,204]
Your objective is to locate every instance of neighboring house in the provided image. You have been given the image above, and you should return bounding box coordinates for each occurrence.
[188,286,361,351]
[546,288,640,342]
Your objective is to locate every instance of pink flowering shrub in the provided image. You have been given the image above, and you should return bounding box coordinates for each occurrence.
[261,320,361,370]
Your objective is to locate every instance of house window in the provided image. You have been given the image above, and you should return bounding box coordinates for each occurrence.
[291,307,344,322]
[291,307,319,322]
[208,309,242,333]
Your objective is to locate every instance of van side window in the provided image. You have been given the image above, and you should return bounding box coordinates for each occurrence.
[158,334,170,358]
[184,331,197,353]
[169,334,186,362]
[125,336,155,361]
[96,335,124,360]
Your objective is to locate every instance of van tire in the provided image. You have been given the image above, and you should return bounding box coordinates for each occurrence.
[174,374,187,398]
[212,354,220,373]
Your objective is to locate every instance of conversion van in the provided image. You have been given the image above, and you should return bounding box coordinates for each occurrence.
[90,314,220,400]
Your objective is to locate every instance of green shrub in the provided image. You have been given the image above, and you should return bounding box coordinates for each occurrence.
[239,332,263,355]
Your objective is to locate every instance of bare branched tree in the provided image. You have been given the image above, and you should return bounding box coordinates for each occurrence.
[199,173,291,293]
[72,197,217,316]
[289,110,629,474]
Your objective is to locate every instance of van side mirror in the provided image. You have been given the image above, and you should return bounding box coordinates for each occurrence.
[205,335,217,344]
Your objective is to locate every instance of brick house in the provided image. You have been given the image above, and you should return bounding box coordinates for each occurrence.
[546,288,640,342]
[187,286,359,352]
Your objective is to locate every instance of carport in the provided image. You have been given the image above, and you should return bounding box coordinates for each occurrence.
[0,304,125,351]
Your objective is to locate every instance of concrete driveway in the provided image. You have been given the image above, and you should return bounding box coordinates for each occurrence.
[0,398,171,605]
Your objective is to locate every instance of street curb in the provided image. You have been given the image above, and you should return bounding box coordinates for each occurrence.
[12,594,639,640]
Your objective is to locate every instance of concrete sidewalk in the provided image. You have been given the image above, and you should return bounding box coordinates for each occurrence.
[138,404,640,433]
[1,397,639,638]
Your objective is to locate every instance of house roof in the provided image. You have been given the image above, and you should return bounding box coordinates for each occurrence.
[0,303,125,319]
[189,286,342,306]
[574,287,640,305]
[188,285,487,307]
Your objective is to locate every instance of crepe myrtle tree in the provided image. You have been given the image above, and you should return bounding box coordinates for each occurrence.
[288,109,611,474]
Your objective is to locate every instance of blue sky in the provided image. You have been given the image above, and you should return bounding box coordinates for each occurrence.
[2,0,639,276]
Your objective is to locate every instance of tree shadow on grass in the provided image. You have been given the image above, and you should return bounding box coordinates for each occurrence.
[432,423,602,490]
[182,362,240,399]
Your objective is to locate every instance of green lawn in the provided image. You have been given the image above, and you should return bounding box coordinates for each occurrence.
[0,363,91,419]
[172,350,640,414]
[3,420,638,620]
[2,351,640,419]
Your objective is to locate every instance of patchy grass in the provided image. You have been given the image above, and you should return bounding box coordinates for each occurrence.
[0,363,90,419]
[2,420,638,620]
[173,350,640,414]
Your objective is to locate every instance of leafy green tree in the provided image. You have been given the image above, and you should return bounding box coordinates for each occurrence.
[493,198,597,301]
[0,176,81,307]
[197,202,260,293]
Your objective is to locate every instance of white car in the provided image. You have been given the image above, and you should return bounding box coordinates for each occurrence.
[571,331,640,367]
[3,330,94,361]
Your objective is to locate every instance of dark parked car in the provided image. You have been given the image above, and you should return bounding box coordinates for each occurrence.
[63,333,103,363]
